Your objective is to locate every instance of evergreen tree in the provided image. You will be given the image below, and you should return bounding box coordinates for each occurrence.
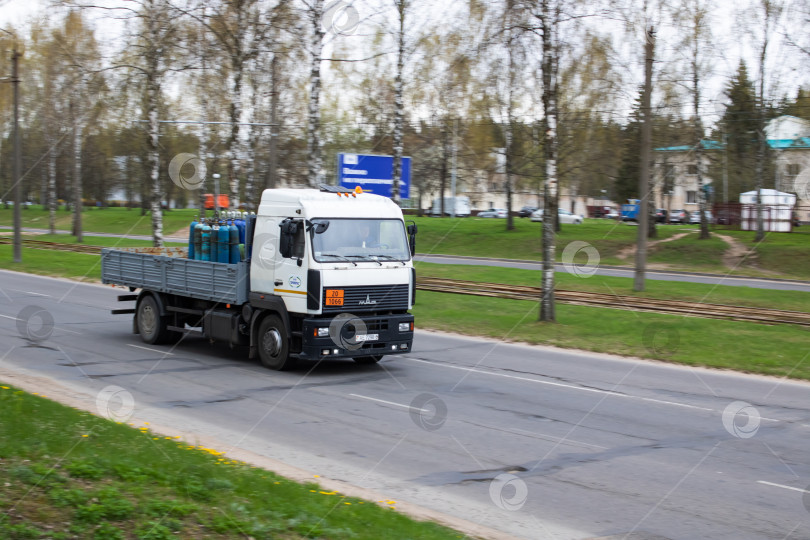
[720,61,758,199]
[615,88,643,203]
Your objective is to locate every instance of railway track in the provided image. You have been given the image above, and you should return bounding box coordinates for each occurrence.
[417,277,810,327]
[0,237,102,254]
[4,238,808,327]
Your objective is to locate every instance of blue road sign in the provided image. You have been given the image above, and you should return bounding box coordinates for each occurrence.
[337,153,410,199]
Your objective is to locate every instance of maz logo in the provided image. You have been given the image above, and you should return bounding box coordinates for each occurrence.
[359,294,377,305]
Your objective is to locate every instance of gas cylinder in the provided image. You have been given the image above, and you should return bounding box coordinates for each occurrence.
[211,221,220,262]
[201,221,212,262]
[193,220,204,260]
[217,221,230,263]
[188,217,198,259]
[228,220,240,263]
[234,212,246,244]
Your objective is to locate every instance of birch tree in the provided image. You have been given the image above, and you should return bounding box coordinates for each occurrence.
[535,0,561,322]
[751,0,782,242]
[676,0,712,239]
[306,0,325,185]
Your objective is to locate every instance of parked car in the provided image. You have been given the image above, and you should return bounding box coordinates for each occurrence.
[605,208,620,219]
[530,208,584,224]
[477,208,508,218]
[518,206,538,218]
[689,210,713,224]
[654,208,668,223]
[669,209,688,223]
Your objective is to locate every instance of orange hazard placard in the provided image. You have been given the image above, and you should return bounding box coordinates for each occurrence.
[325,289,344,306]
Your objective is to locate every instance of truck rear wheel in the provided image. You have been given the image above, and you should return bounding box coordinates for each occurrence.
[137,295,173,345]
[258,315,294,370]
[353,355,382,365]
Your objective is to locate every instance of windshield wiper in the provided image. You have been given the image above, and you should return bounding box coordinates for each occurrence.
[368,254,406,265]
[319,254,357,266]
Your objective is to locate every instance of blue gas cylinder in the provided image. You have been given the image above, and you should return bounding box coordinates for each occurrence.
[188,217,198,259]
[201,222,212,262]
[217,221,230,263]
[193,221,204,260]
[228,220,240,263]
[235,213,246,244]
[211,222,220,262]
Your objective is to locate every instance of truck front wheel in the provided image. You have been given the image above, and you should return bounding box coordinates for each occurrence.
[258,315,294,370]
[137,295,173,345]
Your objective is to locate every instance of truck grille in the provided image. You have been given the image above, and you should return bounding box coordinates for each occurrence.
[322,284,409,313]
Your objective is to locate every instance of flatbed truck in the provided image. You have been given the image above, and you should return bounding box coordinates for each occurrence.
[101,186,416,370]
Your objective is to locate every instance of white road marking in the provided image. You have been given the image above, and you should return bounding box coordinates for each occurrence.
[349,393,427,412]
[127,344,174,356]
[11,290,51,297]
[404,358,801,425]
[404,357,715,411]
[757,480,810,494]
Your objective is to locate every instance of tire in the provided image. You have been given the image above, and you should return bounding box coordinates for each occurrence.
[137,294,173,345]
[353,355,382,365]
[257,315,294,370]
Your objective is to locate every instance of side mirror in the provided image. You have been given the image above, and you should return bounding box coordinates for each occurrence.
[406,221,417,256]
[307,219,330,234]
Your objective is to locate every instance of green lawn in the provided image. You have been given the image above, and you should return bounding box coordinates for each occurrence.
[645,231,728,273]
[3,208,808,279]
[0,385,461,539]
[412,291,810,380]
[0,206,198,237]
[719,228,810,280]
[413,216,810,279]
[414,262,810,313]
[412,216,683,265]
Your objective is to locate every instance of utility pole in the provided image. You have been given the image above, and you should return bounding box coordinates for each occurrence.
[634,27,655,292]
[11,46,22,263]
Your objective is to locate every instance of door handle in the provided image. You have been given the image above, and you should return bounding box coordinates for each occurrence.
[274,279,283,286]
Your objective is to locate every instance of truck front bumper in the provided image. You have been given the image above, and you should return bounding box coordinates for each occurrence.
[299,313,414,361]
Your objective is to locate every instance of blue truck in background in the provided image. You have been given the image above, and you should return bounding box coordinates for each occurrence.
[621,199,641,221]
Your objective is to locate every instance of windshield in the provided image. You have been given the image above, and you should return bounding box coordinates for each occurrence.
[311,218,410,263]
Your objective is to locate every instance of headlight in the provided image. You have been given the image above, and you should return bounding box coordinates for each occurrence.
[399,322,413,332]
[316,327,330,337]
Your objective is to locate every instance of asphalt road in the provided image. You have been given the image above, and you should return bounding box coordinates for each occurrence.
[1,270,810,539]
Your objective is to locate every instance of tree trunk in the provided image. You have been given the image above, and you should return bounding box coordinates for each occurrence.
[634,27,655,292]
[147,80,163,247]
[71,102,83,243]
[307,0,325,186]
[694,45,709,239]
[48,139,57,234]
[268,55,279,190]
[392,0,406,205]
[539,0,558,322]
[228,60,244,208]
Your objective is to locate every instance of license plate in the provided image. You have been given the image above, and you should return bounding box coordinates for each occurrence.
[354,334,379,342]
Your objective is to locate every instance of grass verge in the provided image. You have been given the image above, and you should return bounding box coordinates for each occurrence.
[414,262,810,313]
[0,384,461,540]
[411,291,810,380]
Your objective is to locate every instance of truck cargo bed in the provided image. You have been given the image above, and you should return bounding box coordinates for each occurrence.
[101,247,249,305]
